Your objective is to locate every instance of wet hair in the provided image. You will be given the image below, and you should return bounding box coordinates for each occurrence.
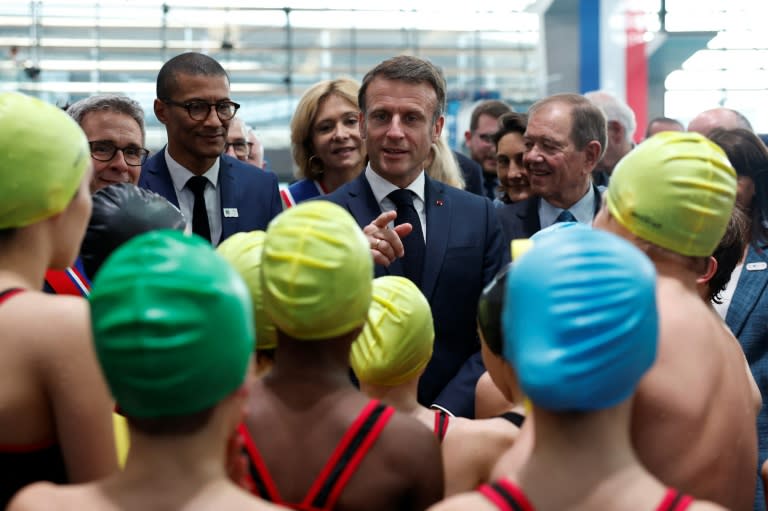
[67,94,146,144]
[477,263,512,356]
[359,55,446,124]
[156,52,229,100]
[470,100,513,132]
[709,206,749,304]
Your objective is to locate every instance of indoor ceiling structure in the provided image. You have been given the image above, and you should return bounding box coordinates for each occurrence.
[4,0,768,162]
[0,0,543,156]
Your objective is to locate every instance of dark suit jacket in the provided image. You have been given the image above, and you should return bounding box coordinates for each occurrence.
[725,242,768,511]
[453,151,484,197]
[497,183,604,245]
[139,150,282,244]
[324,172,506,417]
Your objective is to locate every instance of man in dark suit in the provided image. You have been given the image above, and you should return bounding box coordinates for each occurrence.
[139,52,281,245]
[464,100,513,200]
[498,93,606,244]
[452,150,484,197]
[324,55,505,418]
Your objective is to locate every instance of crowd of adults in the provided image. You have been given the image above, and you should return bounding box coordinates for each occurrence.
[0,49,766,511]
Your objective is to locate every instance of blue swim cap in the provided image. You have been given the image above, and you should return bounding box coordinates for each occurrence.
[502,228,658,411]
[530,220,590,242]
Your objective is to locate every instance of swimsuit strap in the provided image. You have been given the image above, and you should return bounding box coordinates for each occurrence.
[498,411,525,427]
[238,400,394,511]
[478,478,536,511]
[433,409,450,443]
[303,400,394,510]
[656,488,694,511]
[238,422,284,504]
[0,288,24,304]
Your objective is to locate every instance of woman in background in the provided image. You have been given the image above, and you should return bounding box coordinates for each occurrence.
[281,78,366,208]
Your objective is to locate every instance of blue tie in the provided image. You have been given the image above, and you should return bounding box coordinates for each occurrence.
[388,189,425,287]
[555,209,577,223]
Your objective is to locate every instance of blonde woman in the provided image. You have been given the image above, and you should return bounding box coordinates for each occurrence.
[424,137,466,190]
[281,78,366,208]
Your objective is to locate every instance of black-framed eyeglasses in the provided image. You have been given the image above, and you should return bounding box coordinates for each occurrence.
[476,133,495,144]
[88,141,149,166]
[162,99,240,121]
[224,141,253,157]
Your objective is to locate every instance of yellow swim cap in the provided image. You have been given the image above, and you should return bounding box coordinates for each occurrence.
[606,131,736,257]
[351,276,434,386]
[0,92,90,229]
[217,230,277,350]
[261,201,372,340]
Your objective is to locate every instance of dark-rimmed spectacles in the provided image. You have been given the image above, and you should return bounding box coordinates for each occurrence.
[162,99,240,121]
[89,141,149,166]
[224,141,253,157]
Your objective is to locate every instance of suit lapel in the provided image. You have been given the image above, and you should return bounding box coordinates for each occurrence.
[143,149,180,207]
[519,197,541,237]
[726,243,768,337]
[422,177,449,301]
[219,159,237,240]
[592,183,603,218]
[346,174,401,278]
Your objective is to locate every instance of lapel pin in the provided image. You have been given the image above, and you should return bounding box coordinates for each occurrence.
[746,261,767,271]
[223,208,239,218]
[435,199,444,206]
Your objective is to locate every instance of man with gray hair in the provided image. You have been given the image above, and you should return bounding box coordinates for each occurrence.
[67,94,148,193]
[584,90,636,186]
[498,93,606,244]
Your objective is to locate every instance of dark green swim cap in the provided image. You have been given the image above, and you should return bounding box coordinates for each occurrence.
[90,230,254,418]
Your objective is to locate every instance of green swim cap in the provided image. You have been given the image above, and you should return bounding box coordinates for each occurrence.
[606,131,737,257]
[351,276,434,386]
[90,230,254,418]
[262,201,372,341]
[217,230,277,350]
[0,92,90,229]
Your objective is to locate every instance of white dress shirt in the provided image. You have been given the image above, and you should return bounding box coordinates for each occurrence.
[165,148,222,245]
[365,165,427,243]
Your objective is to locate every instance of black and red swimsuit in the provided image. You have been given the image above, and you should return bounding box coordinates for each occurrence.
[478,478,694,511]
[433,410,450,443]
[238,399,394,511]
[0,288,68,509]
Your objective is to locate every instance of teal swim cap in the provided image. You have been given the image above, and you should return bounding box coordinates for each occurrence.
[261,201,373,341]
[90,230,254,418]
[503,228,658,411]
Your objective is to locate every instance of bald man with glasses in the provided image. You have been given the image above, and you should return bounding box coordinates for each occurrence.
[139,52,281,245]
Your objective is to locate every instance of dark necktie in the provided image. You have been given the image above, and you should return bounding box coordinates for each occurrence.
[555,209,577,223]
[388,189,426,287]
[187,176,211,242]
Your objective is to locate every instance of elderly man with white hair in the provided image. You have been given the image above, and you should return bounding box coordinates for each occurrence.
[584,90,637,187]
